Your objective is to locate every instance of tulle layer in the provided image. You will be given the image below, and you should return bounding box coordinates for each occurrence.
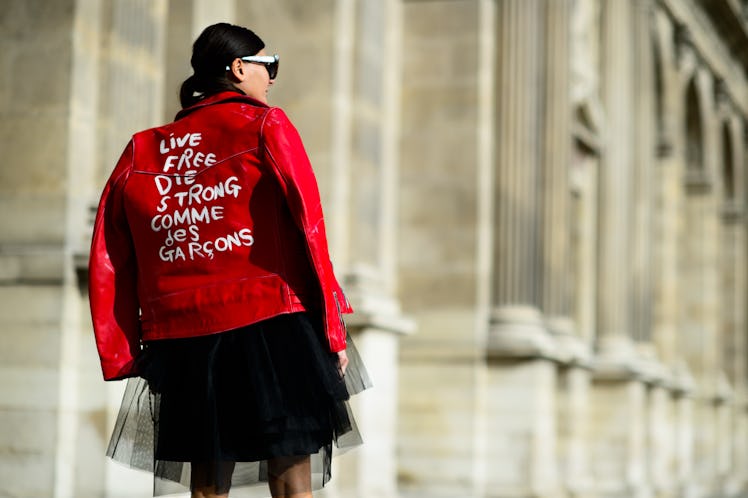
[106,312,371,496]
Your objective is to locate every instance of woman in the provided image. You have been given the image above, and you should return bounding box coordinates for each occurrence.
[89,23,370,498]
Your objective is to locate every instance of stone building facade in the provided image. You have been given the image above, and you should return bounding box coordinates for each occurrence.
[2,0,748,497]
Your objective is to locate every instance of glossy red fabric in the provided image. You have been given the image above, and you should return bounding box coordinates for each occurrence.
[89,92,352,380]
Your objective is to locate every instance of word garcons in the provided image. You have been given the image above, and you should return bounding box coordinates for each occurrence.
[159,228,255,262]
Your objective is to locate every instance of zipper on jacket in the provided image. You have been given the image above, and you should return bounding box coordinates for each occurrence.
[332,290,347,335]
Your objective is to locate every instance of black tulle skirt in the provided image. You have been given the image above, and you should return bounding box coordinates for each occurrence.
[106,312,371,496]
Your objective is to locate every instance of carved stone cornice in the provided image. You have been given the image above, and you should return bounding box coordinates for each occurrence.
[660,0,748,115]
[701,0,748,67]
[342,265,415,336]
[546,316,592,367]
[670,360,696,397]
[487,305,560,361]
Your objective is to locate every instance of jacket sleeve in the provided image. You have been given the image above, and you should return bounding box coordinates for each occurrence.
[88,140,141,380]
[261,107,352,352]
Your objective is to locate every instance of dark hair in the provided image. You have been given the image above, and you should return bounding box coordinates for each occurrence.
[179,23,265,108]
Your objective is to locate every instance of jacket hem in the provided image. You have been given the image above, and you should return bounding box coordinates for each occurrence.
[141,302,308,342]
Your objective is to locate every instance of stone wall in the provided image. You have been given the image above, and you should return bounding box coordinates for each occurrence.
[0,1,75,496]
[2,0,748,497]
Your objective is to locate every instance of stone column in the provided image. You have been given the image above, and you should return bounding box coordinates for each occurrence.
[730,120,748,493]
[647,380,676,497]
[719,115,746,495]
[541,0,586,361]
[320,2,412,497]
[651,9,687,375]
[486,2,559,496]
[595,0,635,363]
[540,0,573,333]
[96,1,169,496]
[556,365,594,498]
[540,1,592,496]
[490,0,543,360]
[674,385,695,495]
[489,0,553,354]
[632,3,674,496]
[717,114,748,494]
[589,1,650,496]
[631,0,656,346]
[679,69,723,496]
[651,14,698,496]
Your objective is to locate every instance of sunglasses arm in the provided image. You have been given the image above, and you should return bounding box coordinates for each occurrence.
[241,55,278,64]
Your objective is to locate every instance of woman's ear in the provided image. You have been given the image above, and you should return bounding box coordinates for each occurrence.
[228,58,245,81]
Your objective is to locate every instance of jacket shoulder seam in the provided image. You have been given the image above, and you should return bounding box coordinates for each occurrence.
[114,138,136,187]
[259,106,281,145]
[259,107,291,188]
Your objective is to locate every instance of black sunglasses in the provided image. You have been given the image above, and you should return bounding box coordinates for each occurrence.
[226,54,280,80]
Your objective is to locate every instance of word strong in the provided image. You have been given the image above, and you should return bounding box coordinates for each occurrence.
[151,130,254,263]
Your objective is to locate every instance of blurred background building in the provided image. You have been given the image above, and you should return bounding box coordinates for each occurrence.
[2,0,748,497]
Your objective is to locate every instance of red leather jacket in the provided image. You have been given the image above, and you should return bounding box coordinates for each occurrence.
[89,92,352,381]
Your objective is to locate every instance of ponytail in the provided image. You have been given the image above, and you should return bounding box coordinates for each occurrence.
[179,74,201,109]
[179,72,244,110]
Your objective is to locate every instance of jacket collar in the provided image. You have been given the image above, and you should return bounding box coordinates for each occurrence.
[174,91,269,121]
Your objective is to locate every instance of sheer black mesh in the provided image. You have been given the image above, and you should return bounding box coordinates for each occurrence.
[106,313,371,496]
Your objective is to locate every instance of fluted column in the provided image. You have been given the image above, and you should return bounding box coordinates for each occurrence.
[540,0,573,332]
[489,0,552,355]
[587,3,651,496]
[631,0,656,346]
[595,0,636,362]
[100,0,167,176]
[484,3,561,496]
[494,0,540,307]
[542,2,593,495]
